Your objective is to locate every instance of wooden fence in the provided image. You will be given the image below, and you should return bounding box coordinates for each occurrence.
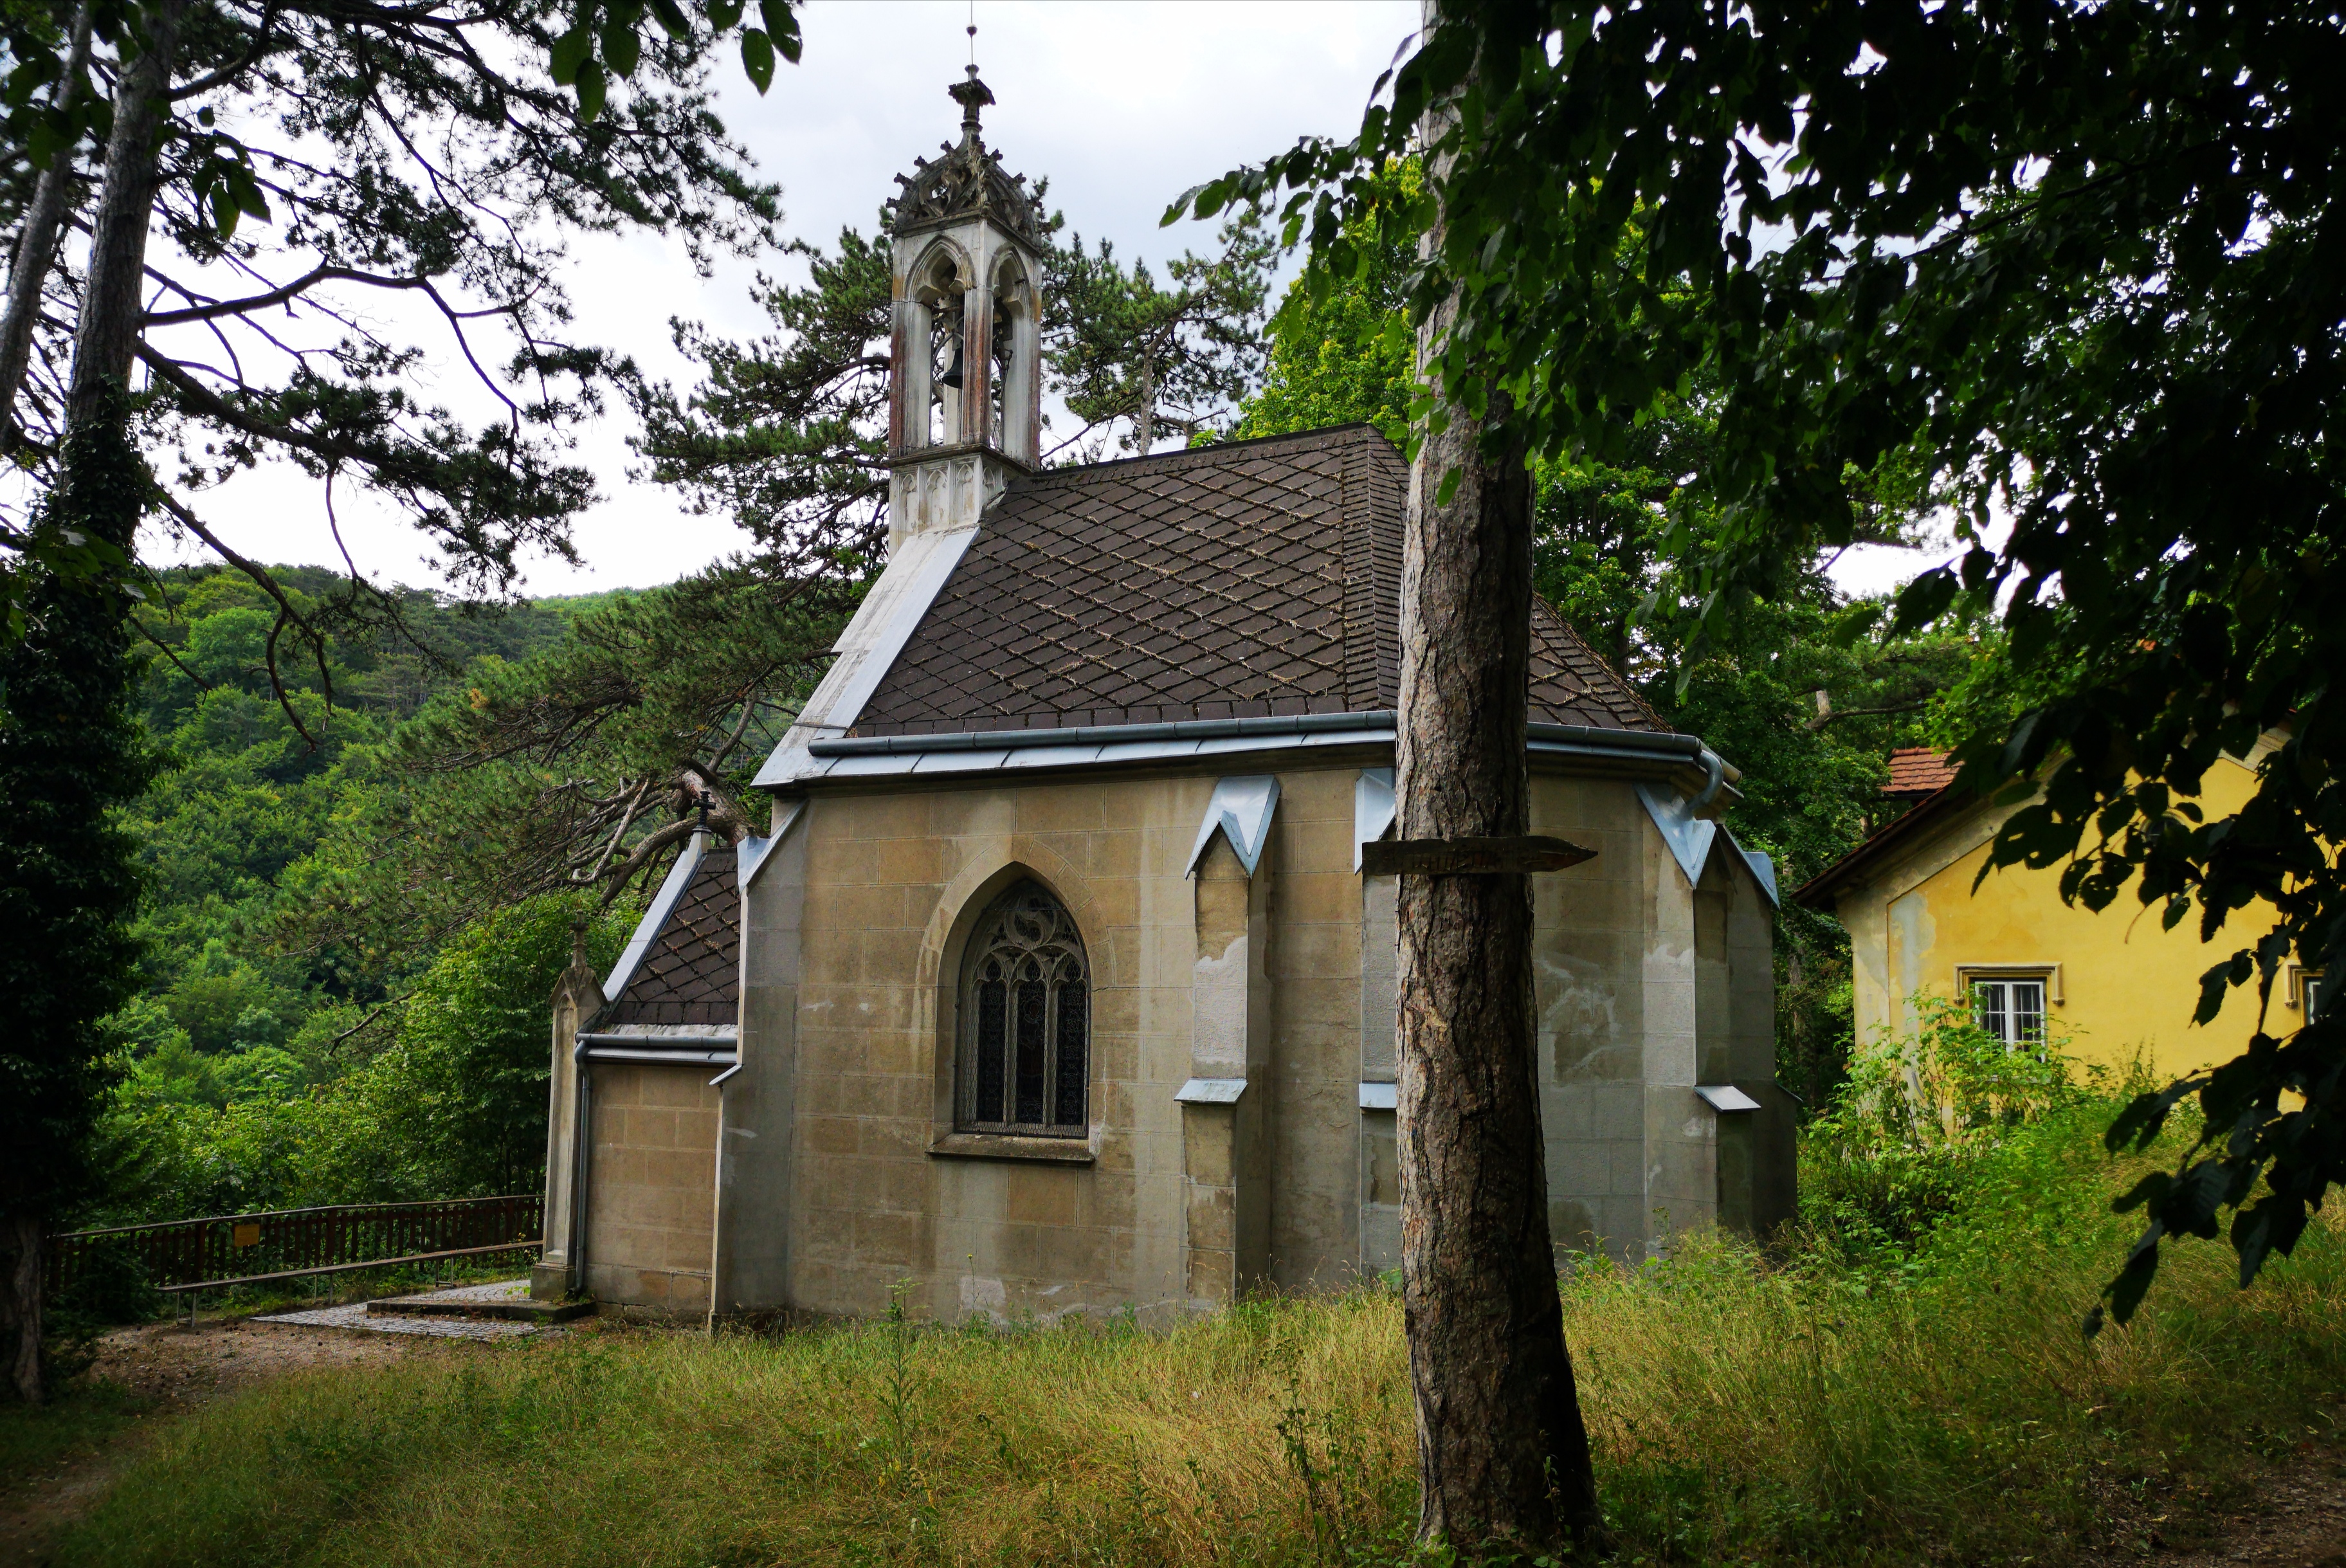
[47,1194,542,1297]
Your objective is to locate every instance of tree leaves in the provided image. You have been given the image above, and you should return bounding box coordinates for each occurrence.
[550,26,594,86]
[759,0,800,62]
[1178,0,2346,1334]
[548,0,798,118]
[1049,216,1278,457]
[738,27,772,94]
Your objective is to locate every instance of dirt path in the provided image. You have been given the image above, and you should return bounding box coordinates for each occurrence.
[2087,1444,2346,1567]
[0,1316,422,1566]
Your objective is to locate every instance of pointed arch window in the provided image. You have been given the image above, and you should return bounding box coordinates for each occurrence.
[958,879,1089,1136]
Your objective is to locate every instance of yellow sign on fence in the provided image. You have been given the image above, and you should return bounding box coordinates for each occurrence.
[232,1223,261,1249]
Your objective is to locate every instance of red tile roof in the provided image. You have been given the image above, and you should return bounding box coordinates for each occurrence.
[1796,748,1971,909]
[1885,747,1959,798]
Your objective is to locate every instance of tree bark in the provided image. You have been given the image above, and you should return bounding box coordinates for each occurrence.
[1,1211,41,1403]
[1134,353,1154,455]
[1392,5,1603,1551]
[0,0,95,453]
[0,2,184,1406]
[69,0,184,421]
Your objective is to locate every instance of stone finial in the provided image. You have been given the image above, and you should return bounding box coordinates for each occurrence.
[884,64,1040,244]
[949,64,994,140]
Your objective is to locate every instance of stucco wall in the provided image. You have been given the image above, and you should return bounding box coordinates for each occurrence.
[1838,756,2290,1079]
[581,1061,720,1313]
[718,818,805,1316]
[1529,773,1663,1253]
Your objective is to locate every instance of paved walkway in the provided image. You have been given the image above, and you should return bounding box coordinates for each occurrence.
[253,1278,549,1340]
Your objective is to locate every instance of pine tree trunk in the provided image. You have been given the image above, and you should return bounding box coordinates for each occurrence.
[0,0,95,451]
[1134,353,1154,455]
[1392,5,1603,1549]
[0,397,156,1405]
[1,1212,41,1403]
[0,5,181,1405]
[69,0,183,415]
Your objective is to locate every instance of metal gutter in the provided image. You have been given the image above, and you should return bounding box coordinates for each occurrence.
[568,1036,593,1295]
[809,709,1396,757]
[580,1046,738,1066]
[770,711,1743,798]
[1527,722,1699,758]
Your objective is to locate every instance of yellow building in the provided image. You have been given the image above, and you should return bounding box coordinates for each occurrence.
[1797,747,2320,1080]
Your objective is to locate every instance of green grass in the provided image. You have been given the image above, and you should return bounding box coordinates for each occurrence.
[0,1380,152,1504]
[47,1107,2346,1566]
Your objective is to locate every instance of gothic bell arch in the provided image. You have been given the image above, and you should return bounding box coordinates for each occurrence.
[882,64,1046,546]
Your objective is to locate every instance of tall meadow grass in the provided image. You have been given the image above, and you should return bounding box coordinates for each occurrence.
[55,1106,2346,1566]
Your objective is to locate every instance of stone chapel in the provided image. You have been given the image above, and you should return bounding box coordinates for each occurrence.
[534,69,1794,1322]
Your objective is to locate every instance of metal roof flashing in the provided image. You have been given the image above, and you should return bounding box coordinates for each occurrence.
[737,800,805,893]
[751,520,985,790]
[1638,782,1779,907]
[1187,776,1282,877]
[756,715,1740,797]
[1353,767,1396,871]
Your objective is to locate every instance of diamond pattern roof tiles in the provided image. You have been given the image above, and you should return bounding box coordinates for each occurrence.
[849,424,1666,738]
[601,848,738,1028]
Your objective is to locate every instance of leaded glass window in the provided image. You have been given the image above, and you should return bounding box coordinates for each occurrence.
[958,880,1089,1136]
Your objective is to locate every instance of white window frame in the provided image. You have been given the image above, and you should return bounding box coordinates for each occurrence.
[1956,965,2057,1046]
[2285,962,2330,1019]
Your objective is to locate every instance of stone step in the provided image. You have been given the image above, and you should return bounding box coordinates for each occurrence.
[365,1293,592,1324]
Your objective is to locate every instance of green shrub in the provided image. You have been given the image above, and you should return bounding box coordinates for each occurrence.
[1798,990,2113,1263]
[42,1237,165,1384]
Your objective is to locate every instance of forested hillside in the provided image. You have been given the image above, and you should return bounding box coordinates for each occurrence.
[93,569,642,1223]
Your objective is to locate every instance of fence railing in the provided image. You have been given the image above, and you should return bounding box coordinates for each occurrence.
[47,1194,543,1298]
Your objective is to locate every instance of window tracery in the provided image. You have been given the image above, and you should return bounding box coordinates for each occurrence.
[958,880,1089,1136]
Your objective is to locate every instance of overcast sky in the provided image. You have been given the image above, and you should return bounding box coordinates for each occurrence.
[141,0,1940,601]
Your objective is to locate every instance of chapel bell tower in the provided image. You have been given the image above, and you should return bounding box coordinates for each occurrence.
[884,62,1046,548]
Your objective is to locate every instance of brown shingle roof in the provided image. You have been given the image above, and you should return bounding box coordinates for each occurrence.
[848,425,1666,737]
[602,847,738,1028]
[1886,747,1959,799]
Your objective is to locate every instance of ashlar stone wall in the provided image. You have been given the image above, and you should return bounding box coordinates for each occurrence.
[759,772,1214,1324]
[681,758,1790,1320]
[581,1061,722,1312]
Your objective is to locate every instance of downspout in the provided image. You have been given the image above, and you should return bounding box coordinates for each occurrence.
[567,1036,593,1298]
[1695,747,1726,810]
[704,1060,738,1336]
